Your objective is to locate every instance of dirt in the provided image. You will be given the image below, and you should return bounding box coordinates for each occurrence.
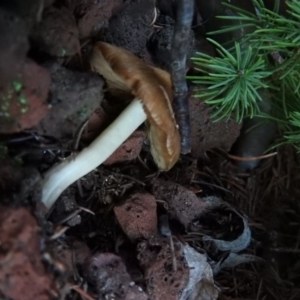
[0,0,298,300]
[0,7,29,85]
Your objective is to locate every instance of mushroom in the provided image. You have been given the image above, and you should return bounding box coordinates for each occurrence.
[40,42,180,210]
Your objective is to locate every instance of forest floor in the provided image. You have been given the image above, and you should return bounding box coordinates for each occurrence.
[0,1,299,300]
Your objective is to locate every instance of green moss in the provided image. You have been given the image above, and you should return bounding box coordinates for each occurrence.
[14,157,24,166]
[77,106,89,118]
[0,143,23,165]
[19,94,27,104]
[21,107,28,113]
[13,81,23,92]
[1,89,13,101]
[60,48,67,57]
[1,102,10,111]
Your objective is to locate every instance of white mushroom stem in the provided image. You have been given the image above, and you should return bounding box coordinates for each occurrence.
[41,98,146,211]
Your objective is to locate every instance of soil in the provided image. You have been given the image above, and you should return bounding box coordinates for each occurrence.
[0,7,29,84]
[0,1,299,300]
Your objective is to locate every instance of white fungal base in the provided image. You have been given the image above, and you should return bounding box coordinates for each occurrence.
[41,98,146,210]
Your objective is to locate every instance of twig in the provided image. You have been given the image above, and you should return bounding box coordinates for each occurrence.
[256,279,263,300]
[77,180,84,197]
[267,247,300,253]
[170,236,177,272]
[36,0,44,22]
[78,206,95,215]
[73,119,90,198]
[49,226,69,240]
[192,179,232,194]
[227,152,277,162]
[71,285,96,300]
[57,209,81,225]
[105,170,146,186]
[149,7,158,26]
[73,119,89,151]
[171,0,194,154]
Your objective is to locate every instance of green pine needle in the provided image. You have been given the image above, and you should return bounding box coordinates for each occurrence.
[187,0,300,150]
[187,39,271,123]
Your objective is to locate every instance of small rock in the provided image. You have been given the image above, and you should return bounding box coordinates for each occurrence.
[31,6,79,57]
[66,214,81,226]
[36,62,103,139]
[152,179,207,228]
[104,0,155,58]
[0,158,23,193]
[137,236,189,300]
[71,239,91,267]
[0,59,51,133]
[64,0,123,40]
[114,192,157,240]
[83,253,148,300]
[104,131,146,165]
[49,190,79,226]
[189,93,241,158]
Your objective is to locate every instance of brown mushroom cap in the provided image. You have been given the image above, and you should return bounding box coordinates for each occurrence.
[90,42,180,171]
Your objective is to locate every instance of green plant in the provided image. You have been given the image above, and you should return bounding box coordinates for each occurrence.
[188,0,300,151]
[188,39,271,122]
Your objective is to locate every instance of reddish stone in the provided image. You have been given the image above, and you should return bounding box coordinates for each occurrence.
[152,179,207,228]
[0,59,51,133]
[137,236,189,300]
[104,130,146,165]
[0,207,53,300]
[114,192,157,240]
[81,107,111,142]
[75,0,124,39]
[189,92,241,158]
